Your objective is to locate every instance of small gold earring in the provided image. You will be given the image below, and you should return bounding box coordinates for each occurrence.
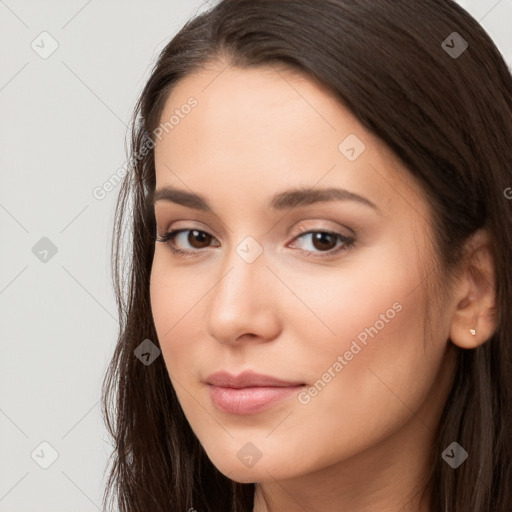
[469,328,476,336]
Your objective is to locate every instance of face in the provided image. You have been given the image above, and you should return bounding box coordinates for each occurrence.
[150,62,456,484]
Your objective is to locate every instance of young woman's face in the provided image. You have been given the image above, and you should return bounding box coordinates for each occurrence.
[150,62,457,485]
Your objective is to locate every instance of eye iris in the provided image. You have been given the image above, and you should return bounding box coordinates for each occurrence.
[312,232,337,251]
[189,230,211,248]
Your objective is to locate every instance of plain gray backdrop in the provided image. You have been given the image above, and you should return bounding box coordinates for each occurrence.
[1,0,511,510]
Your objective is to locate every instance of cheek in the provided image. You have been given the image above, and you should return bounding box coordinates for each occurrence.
[149,250,198,322]
[150,257,186,335]
[149,254,209,376]
[290,283,443,460]
[279,254,440,436]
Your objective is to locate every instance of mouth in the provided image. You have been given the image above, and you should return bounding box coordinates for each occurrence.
[207,385,305,415]
[205,370,306,415]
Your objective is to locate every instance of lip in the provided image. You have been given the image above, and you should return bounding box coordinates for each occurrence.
[205,370,306,415]
[205,370,305,388]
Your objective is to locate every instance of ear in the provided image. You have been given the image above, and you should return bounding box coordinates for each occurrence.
[449,228,498,349]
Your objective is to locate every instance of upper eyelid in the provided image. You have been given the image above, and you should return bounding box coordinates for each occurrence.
[158,224,350,237]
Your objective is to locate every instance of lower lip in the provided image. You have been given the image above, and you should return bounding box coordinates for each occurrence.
[208,385,304,415]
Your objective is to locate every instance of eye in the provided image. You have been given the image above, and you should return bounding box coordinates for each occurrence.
[155,228,355,259]
[155,229,219,257]
[289,230,354,258]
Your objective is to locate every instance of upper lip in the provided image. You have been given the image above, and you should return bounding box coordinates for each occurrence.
[205,370,305,388]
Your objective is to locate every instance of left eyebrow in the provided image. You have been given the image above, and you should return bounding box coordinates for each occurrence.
[149,185,381,213]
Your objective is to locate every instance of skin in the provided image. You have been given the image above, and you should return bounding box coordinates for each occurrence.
[149,60,496,512]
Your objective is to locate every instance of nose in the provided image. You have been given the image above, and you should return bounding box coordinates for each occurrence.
[205,242,282,346]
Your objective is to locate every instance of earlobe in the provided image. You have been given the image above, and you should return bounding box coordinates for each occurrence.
[448,229,497,350]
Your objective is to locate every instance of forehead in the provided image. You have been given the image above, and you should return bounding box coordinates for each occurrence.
[153,62,427,222]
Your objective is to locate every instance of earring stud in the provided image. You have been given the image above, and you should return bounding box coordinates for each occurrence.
[469,328,476,336]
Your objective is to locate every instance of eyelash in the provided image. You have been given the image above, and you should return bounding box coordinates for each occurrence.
[155,228,355,259]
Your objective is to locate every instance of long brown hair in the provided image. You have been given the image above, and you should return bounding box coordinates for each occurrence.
[101,1,512,510]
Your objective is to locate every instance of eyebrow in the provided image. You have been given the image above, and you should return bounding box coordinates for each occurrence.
[150,186,380,213]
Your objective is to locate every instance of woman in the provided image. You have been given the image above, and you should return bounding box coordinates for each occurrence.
[101,1,512,510]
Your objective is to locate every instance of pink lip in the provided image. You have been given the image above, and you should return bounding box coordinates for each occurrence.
[205,370,305,415]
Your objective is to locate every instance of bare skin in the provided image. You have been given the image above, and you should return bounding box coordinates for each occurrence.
[149,60,496,512]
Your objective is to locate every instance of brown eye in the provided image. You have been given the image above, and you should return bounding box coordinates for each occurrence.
[186,230,213,249]
[155,229,219,256]
[310,232,338,252]
[289,229,354,257]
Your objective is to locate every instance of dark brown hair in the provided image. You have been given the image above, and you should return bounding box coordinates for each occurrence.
[101,1,512,510]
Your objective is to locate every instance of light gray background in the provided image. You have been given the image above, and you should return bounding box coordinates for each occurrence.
[1,1,511,510]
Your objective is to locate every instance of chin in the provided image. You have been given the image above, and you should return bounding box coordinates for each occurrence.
[207,451,300,484]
